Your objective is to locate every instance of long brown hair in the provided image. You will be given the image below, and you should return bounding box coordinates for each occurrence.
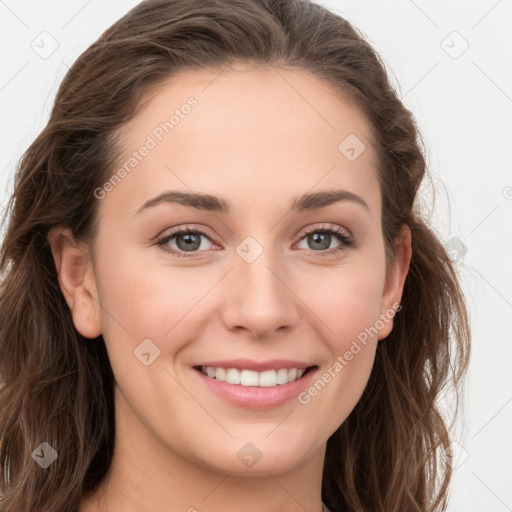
[0,1,470,510]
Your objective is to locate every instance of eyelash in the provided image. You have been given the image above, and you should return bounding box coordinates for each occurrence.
[155,223,356,259]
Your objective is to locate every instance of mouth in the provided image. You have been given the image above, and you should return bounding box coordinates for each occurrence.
[192,360,319,409]
[193,365,316,387]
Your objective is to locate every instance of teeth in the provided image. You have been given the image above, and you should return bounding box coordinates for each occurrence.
[240,369,259,386]
[276,368,288,385]
[215,367,226,381]
[225,368,241,385]
[259,369,277,387]
[200,366,309,386]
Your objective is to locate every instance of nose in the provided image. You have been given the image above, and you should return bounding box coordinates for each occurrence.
[220,248,300,340]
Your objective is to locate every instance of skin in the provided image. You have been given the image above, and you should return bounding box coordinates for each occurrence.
[49,64,411,512]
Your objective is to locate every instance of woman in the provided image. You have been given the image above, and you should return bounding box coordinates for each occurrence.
[0,0,470,511]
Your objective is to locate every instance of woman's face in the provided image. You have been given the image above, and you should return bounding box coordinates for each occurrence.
[63,65,409,476]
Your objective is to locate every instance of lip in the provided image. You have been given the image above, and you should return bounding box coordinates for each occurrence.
[192,364,318,409]
[194,358,313,372]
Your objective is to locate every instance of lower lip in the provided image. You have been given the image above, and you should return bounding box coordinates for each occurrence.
[193,367,318,409]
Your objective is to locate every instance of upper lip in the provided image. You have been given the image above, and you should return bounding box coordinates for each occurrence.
[194,359,316,372]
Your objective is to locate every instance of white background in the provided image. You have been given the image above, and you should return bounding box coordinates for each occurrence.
[1,1,511,510]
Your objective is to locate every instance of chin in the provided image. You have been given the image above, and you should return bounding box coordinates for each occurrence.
[188,434,319,476]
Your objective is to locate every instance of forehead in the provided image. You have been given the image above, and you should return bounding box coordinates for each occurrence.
[104,64,380,218]
[129,63,374,149]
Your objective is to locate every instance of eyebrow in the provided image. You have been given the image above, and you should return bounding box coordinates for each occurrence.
[134,189,369,216]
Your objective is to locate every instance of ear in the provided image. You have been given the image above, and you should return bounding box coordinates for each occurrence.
[47,225,102,339]
[377,224,412,340]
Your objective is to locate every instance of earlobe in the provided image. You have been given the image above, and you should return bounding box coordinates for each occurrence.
[377,224,412,340]
[47,226,102,339]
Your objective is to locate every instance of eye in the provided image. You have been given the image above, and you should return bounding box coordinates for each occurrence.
[295,224,355,256]
[156,225,217,258]
[155,223,356,259]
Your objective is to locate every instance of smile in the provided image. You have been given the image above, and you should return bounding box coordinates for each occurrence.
[192,361,318,409]
[198,366,310,387]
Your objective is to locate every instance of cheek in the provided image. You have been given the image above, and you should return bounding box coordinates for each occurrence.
[95,238,212,335]
[299,265,386,347]
[91,235,211,385]
[293,264,385,414]
[294,278,383,436]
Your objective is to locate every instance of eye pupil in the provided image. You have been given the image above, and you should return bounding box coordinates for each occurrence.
[177,233,201,251]
[309,232,330,250]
